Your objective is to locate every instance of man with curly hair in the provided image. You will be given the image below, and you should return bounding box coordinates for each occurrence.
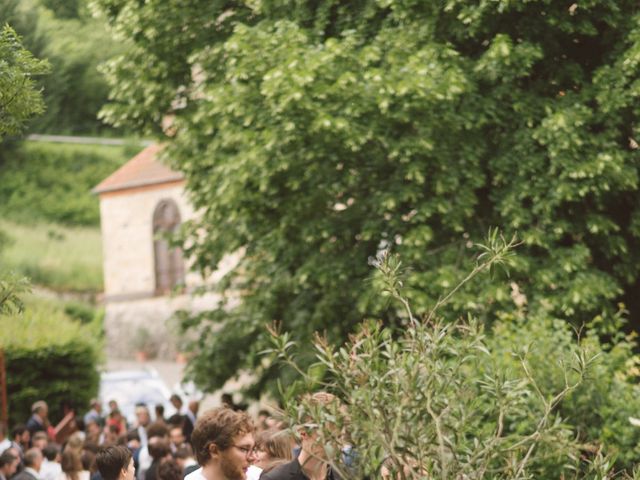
[186,408,258,480]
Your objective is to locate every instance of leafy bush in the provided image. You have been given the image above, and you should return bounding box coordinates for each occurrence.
[0,295,101,426]
[0,141,128,226]
[64,300,99,325]
[487,314,640,469]
[269,235,640,478]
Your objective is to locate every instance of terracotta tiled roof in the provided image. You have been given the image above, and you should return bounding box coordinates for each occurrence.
[93,143,184,194]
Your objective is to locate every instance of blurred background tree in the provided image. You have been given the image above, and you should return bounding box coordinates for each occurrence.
[1,0,123,135]
[0,23,48,138]
[92,0,640,400]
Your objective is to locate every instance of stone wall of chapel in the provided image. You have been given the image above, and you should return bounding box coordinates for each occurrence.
[99,183,200,299]
[104,291,223,359]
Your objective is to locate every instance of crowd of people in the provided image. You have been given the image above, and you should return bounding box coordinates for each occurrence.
[0,392,345,480]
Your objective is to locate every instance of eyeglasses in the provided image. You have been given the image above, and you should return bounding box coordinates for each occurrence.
[232,444,258,457]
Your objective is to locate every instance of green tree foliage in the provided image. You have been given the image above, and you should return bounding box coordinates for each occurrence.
[3,0,123,134]
[93,0,640,396]
[0,24,48,138]
[39,0,83,19]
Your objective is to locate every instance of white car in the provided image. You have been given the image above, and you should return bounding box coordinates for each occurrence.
[99,368,175,425]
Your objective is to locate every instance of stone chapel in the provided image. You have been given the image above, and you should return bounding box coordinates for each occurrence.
[93,144,225,360]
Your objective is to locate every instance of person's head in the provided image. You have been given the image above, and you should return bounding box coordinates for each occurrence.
[5,448,20,462]
[148,439,171,463]
[298,392,339,461]
[134,405,150,427]
[220,394,233,408]
[156,460,182,480]
[109,409,123,421]
[0,451,19,478]
[61,449,83,475]
[146,423,169,443]
[85,420,101,438]
[168,426,184,448]
[31,401,49,419]
[155,405,165,421]
[256,410,270,431]
[254,429,293,472]
[169,395,182,411]
[12,424,30,445]
[125,430,140,450]
[190,407,255,480]
[166,414,184,428]
[108,401,118,413]
[103,425,119,446]
[32,432,48,451]
[24,448,44,472]
[90,399,102,414]
[42,444,60,463]
[65,433,84,454]
[173,444,194,469]
[96,446,134,480]
[188,400,199,416]
[81,450,97,474]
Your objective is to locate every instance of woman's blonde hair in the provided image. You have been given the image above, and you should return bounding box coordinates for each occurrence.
[61,449,83,480]
[256,428,293,473]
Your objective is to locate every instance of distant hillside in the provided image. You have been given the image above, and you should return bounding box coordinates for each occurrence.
[0,140,135,226]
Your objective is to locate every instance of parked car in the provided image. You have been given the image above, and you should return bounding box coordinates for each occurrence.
[99,368,175,425]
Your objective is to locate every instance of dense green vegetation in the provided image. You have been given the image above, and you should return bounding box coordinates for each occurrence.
[0,294,102,426]
[0,141,130,226]
[274,244,640,477]
[95,0,640,394]
[0,24,49,138]
[0,22,100,428]
[1,0,124,134]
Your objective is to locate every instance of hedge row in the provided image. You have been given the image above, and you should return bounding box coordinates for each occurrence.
[0,296,101,426]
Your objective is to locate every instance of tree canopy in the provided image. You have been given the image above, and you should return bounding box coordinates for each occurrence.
[93,0,640,395]
[0,24,48,138]
[2,0,124,135]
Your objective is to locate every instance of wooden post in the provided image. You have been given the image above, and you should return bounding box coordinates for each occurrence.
[0,349,7,428]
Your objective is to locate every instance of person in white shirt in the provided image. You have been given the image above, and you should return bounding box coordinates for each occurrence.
[0,425,11,454]
[185,408,262,480]
[39,445,61,480]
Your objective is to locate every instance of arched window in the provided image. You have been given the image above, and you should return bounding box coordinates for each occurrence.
[153,199,185,295]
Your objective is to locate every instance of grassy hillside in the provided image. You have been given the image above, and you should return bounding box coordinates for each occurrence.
[0,140,133,226]
[0,139,138,293]
[0,220,103,293]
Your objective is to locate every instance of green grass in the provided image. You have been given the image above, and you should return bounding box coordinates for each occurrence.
[0,220,103,293]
